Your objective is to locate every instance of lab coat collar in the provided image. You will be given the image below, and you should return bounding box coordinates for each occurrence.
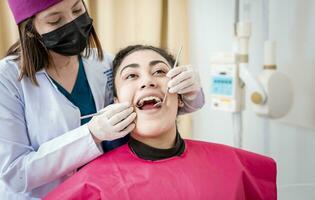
[81,57,107,111]
[36,69,46,74]
[35,56,108,111]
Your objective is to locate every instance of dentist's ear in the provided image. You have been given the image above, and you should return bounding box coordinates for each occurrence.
[114,97,119,103]
[178,95,184,108]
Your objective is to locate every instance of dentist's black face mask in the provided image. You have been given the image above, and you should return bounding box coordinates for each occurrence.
[41,12,93,56]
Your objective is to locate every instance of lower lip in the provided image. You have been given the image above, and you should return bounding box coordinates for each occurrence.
[137,107,161,114]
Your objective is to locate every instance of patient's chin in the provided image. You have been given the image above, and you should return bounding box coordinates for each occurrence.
[133,105,177,138]
[133,122,168,138]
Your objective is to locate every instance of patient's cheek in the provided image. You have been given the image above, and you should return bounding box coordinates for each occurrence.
[117,86,134,104]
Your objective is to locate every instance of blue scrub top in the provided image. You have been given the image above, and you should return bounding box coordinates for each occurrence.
[51,57,129,152]
[51,57,96,125]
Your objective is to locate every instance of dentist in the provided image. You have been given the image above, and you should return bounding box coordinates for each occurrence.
[0,0,204,199]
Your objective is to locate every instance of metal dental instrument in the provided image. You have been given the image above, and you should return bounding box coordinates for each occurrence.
[154,45,183,108]
[80,110,106,120]
[80,101,134,120]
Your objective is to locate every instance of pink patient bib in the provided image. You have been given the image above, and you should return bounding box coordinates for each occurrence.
[45,140,277,200]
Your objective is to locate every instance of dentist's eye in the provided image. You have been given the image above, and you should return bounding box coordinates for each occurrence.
[73,8,83,14]
[47,18,61,26]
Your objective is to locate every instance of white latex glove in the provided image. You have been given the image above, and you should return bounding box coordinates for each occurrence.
[88,102,136,144]
[167,65,201,100]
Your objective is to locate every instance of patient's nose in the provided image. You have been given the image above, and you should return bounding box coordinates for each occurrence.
[140,76,157,89]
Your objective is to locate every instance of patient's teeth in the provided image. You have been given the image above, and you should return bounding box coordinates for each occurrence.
[136,96,162,108]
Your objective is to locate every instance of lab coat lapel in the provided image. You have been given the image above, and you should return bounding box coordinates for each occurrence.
[82,58,107,111]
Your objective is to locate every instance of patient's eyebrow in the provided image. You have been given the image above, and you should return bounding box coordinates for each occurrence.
[149,60,170,68]
[119,60,170,76]
[119,63,139,75]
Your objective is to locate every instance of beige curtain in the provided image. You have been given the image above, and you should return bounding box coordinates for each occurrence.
[0,0,192,138]
[0,1,19,57]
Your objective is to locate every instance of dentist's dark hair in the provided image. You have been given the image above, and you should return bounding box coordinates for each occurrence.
[112,45,177,97]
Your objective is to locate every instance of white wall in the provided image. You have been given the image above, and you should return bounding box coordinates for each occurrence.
[188,0,315,199]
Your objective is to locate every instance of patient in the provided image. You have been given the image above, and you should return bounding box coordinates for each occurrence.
[44,45,277,200]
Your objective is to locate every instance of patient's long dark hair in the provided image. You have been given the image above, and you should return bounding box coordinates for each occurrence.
[112,45,177,97]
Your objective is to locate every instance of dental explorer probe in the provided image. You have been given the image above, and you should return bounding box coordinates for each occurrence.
[154,45,183,108]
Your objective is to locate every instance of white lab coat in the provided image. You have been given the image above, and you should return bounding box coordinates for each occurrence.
[0,50,205,199]
[0,51,113,199]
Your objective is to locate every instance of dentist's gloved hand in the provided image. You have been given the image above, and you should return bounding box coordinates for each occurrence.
[167,65,201,100]
[88,102,136,144]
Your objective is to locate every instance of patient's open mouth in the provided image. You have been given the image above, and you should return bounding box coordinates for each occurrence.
[136,96,162,110]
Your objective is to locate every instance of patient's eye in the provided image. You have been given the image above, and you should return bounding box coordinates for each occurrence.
[125,73,138,80]
[152,64,169,76]
[153,69,167,76]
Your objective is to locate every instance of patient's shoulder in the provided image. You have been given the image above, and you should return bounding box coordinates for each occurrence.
[185,139,276,169]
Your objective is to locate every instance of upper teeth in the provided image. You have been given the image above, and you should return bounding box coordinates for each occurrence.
[137,96,161,107]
